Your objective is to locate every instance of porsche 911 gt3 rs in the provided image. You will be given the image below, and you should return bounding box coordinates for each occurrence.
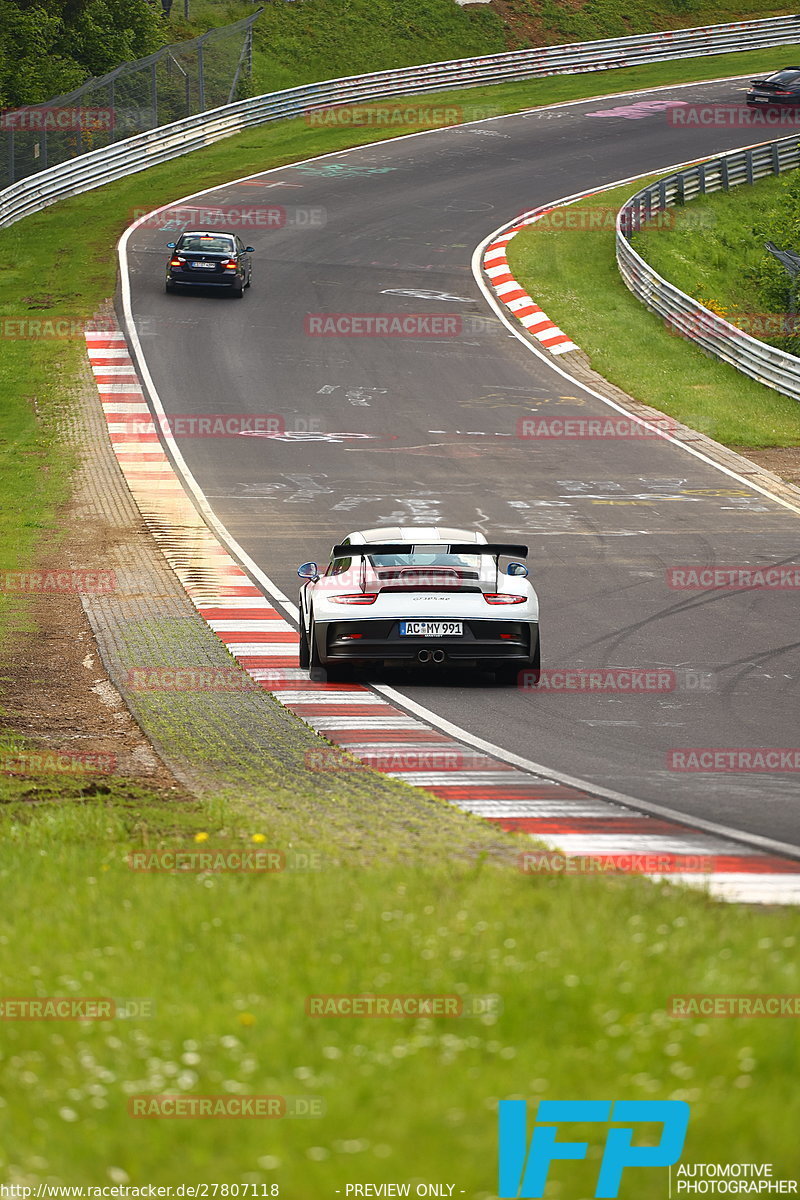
[297,527,540,684]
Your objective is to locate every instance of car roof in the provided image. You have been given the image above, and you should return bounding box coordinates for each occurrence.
[345,527,488,545]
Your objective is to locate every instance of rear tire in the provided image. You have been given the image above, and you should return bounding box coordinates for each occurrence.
[298,619,310,669]
[326,662,353,684]
[308,619,327,682]
[165,281,175,294]
[494,631,540,687]
[493,663,522,686]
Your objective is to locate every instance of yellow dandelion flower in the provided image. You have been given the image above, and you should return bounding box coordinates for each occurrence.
[194,831,209,843]
[251,833,266,843]
[238,1012,256,1027]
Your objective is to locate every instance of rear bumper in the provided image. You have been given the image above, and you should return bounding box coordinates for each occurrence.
[167,272,241,289]
[319,619,538,665]
[746,95,800,106]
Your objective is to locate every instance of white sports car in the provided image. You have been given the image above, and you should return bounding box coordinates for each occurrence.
[297,526,540,684]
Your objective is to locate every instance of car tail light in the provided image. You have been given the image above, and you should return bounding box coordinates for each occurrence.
[169,258,182,267]
[772,90,793,95]
[329,593,378,605]
[223,259,238,269]
[484,593,526,605]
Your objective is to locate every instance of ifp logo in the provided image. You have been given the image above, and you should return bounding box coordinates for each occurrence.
[498,1099,689,1197]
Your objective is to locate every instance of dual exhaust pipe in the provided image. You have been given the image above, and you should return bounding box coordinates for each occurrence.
[417,649,446,664]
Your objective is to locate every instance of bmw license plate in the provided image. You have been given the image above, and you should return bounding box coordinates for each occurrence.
[399,621,463,637]
[191,261,216,269]
[750,96,768,102]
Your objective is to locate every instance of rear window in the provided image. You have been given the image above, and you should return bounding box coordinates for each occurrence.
[369,549,482,571]
[768,69,800,85]
[178,235,235,253]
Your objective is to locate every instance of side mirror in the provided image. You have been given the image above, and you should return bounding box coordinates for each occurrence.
[506,562,529,578]
[297,562,319,580]
[166,242,176,249]
[245,247,255,254]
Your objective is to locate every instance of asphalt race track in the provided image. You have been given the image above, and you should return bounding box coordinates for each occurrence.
[122,75,800,849]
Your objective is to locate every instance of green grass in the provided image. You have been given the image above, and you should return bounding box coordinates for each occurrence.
[631,170,800,353]
[1,791,799,1189]
[507,176,800,447]
[168,0,800,97]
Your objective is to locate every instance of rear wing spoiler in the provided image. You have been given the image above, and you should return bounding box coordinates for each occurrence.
[331,543,528,558]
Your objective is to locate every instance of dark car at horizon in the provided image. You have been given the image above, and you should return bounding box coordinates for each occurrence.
[165,231,253,297]
[747,67,800,107]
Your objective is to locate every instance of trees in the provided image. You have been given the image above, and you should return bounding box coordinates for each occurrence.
[0,0,164,107]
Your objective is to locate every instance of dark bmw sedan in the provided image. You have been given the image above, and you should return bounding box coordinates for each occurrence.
[747,67,800,107]
[165,231,253,296]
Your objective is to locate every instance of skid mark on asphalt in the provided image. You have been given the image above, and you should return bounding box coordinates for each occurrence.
[86,324,800,905]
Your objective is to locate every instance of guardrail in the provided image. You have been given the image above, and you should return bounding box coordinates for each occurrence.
[617,135,800,402]
[1,13,800,230]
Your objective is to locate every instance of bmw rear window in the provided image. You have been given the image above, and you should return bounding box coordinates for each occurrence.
[178,235,236,253]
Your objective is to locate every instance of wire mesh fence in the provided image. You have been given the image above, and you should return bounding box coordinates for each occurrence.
[0,9,262,188]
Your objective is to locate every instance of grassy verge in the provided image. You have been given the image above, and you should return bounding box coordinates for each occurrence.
[168,1,800,97]
[630,170,800,349]
[1,787,799,1188]
[506,175,800,447]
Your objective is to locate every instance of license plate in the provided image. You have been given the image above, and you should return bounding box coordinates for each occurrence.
[751,96,768,102]
[191,261,217,269]
[399,621,463,637]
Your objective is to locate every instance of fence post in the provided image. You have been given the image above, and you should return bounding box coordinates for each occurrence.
[198,41,206,112]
